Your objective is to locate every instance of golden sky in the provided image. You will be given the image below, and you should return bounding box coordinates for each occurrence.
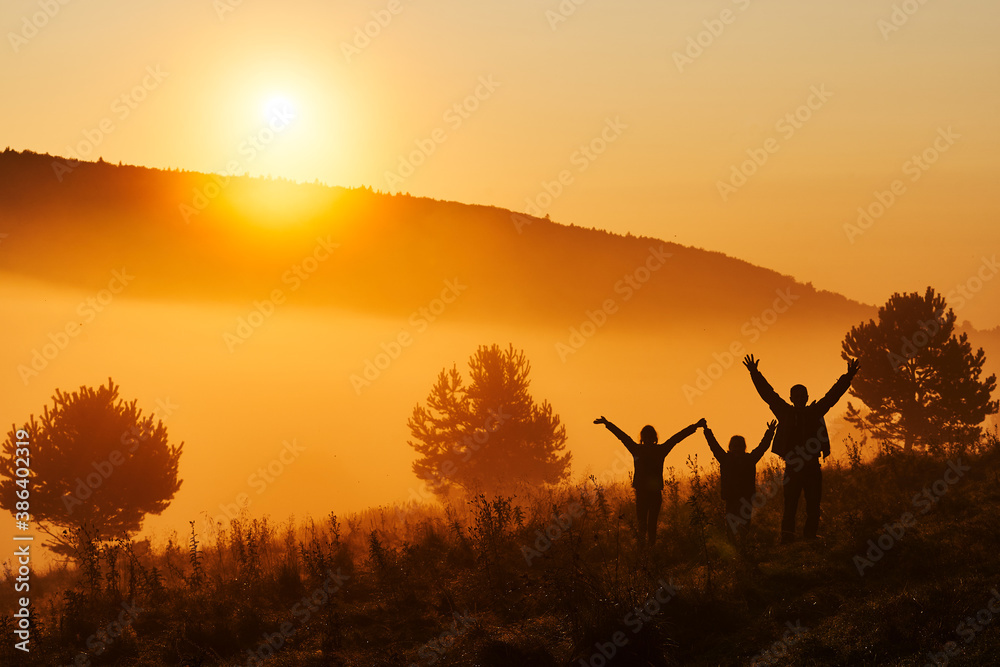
[4,1,1000,557]
[4,0,999,326]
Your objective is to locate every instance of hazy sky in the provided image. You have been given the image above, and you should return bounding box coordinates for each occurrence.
[4,0,999,327]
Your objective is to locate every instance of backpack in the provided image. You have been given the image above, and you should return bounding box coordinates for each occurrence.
[772,406,829,461]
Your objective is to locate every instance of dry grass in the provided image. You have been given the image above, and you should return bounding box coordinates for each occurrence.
[2,428,999,665]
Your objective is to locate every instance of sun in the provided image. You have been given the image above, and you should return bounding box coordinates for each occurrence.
[199,59,354,189]
[262,94,298,126]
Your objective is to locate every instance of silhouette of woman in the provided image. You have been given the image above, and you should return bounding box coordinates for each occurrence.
[594,416,704,547]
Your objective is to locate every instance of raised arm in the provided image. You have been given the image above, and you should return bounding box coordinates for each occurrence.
[813,358,860,414]
[750,420,778,463]
[701,423,725,462]
[594,416,637,454]
[743,354,788,414]
[660,419,703,454]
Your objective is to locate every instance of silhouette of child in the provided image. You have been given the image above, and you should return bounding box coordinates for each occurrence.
[701,420,777,539]
[594,416,703,547]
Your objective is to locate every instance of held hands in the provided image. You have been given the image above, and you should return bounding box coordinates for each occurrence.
[743,354,760,373]
[593,416,608,425]
[696,418,707,429]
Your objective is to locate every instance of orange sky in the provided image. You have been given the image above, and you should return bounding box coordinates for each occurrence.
[4,0,999,326]
[3,2,1000,565]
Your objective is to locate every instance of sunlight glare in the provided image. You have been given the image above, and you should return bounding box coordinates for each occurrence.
[263,94,297,126]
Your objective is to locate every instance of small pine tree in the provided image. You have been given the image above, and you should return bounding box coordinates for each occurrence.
[408,344,570,498]
[0,379,183,555]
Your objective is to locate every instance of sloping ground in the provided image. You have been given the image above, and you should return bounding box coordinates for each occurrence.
[3,434,998,666]
[0,149,871,334]
[679,446,1000,666]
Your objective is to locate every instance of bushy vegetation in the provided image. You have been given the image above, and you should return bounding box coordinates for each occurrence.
[2,429,999,666]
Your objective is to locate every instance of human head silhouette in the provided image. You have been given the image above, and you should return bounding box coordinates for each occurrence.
[640,425,658,445]
[728,435,746,454]
[790,384,809,407]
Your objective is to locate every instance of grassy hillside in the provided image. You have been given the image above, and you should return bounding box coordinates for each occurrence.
[0,149,869,333]
[3,430,998,666]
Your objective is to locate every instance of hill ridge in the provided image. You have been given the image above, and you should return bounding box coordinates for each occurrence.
[0,148,872,335]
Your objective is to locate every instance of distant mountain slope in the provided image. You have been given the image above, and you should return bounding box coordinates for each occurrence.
[0,150,874,337]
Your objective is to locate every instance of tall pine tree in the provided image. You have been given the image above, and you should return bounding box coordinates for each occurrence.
[842,287,997,452]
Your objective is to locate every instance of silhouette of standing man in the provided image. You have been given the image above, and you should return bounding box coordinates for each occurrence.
[594,416,703,548]
[742,354,859,543]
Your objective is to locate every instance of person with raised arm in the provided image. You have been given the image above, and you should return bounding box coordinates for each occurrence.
[742,354,860,543]
[594,415,704,548]
[701,419,777,540]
